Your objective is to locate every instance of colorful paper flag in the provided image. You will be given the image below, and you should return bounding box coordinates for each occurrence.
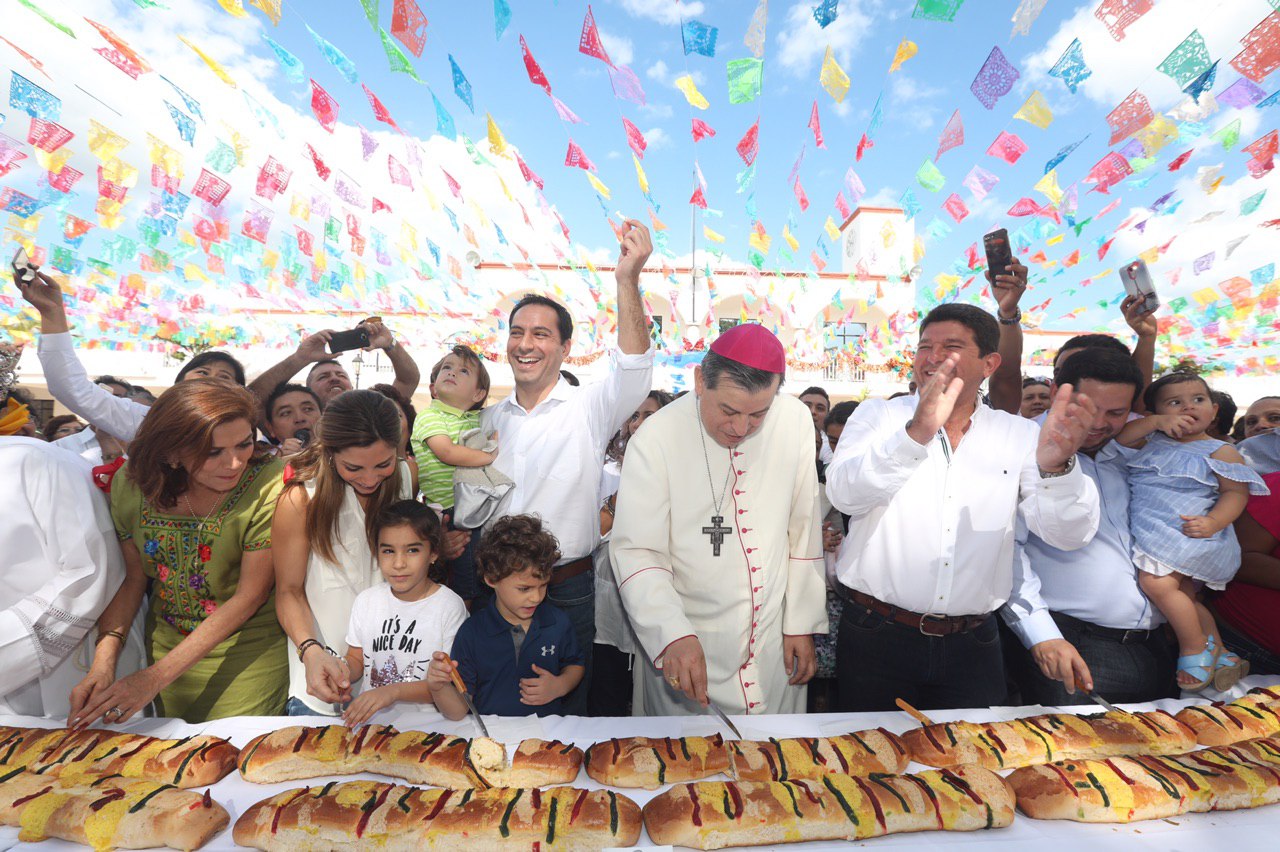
[987,130,1028,164]
[622,117,647,158]
[682,20,718,56]
[309,79,338,132]
[1084,152,1133,194]
[727,58,764,104]
[1014,90,1053,129]
[378,28,422,82]
[744,0,768,58]
[449,55,474,112]
[564,139,595,171]
[1219,77,1267,109]
[889,39,918,73]
[737,120,760,165]
[674,74,710,109]
[1044,134,1088,174]
[913,0,965,22]
[1095,0,1153,41]
[691,118,716,141]
[943,193,969,222]
[1048,38,1091,93]
[609,65,646,104]
[9,73,61,120]
[192,168,231,204]
[1158,29,1212,88]
[820,47,850,102]
[520,35,551,93]
[307,25,359,83]
[971,46,1019,109]
[391,0,428,57]
[964,165,999,199]
[494,0,511,40]
[178,37,237,87]
[1010,0,1048,38]
[1230,11,1280,83]
[935,109,964,160]
[578,5,612,66]
[808,101,825,148]
[916,159,945,192]
[1106,90,1154,144]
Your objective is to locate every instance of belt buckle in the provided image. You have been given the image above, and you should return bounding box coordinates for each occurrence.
[1120,628,1146,644]
[918,613,950,637]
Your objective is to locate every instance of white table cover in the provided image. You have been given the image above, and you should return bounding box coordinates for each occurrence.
[3,675,1278,851]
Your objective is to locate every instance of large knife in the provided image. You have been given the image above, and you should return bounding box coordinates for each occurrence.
[1076,682,1121,714]
[707,699,743,739]
[442,653,490,738]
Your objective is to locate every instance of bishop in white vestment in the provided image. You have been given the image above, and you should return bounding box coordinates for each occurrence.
[610,325,828,716]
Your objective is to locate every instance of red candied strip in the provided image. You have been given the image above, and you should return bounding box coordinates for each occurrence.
[423,789,453,822]
[1044,762,1079,797]
[850,775,887,832]
[903,774,944,829]
[271,789,310,834]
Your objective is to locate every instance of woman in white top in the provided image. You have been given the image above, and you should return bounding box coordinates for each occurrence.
[273,389,413,716]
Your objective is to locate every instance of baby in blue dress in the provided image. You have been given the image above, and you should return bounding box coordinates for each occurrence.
[1118,372,1269,693]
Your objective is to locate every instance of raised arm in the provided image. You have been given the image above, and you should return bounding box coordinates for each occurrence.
[19,268,148,440]
[362,320,421,399]
[614,220,652,356]
[247,330,337,404]
[987,260,1029,414]
[1122,296,1158,414]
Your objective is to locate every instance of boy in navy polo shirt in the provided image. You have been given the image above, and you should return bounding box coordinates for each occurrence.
[428,515,584,717]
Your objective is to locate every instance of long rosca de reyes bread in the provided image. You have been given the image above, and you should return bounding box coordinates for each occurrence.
[0,767,230,850]
[1175,686,1280,747]
[237,724,581,789]
[0,726,239,788]
[902,709,1196,770]
[582,729,911,789]
[642,765,1015,849]
[729,729,911,782]
[232,780,642,851]
[1007,733,1280,823]
[583,735,731,789]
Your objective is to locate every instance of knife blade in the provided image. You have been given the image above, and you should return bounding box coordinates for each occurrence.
[442,653,490,739]
[1078,685,1121,714]
[707,700,743,739]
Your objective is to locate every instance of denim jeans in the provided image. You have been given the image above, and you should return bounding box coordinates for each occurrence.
[1005,612,1178,706]
[1218,616,1280,677]
[546,570,594,716]
[836,599,1006,712]
[444,524,488,605]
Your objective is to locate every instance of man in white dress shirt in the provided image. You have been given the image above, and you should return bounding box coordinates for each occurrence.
[482,221,655,715]
[826,304,1101,711]
[611,324,827,716]
[1003,347,1179,705]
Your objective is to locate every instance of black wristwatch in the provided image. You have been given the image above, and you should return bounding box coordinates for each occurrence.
[997,307,1022,326]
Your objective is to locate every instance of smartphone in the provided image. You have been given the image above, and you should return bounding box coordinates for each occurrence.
[1119,260,1160,314]
[12,247,36,284]
[983,228,1014,277]
[328,327,370,354]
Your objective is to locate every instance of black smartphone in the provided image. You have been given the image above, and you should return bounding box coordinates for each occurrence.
[328,327,370,354]
[983,228,1014,277]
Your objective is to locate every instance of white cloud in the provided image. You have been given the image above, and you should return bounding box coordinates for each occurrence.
[613,0,707,26]
[643,127,674,150]
[889,76,945,130]
[646,59,671,83]
[597,30,635,68]
[639,101,675,119]
[1022,0,1273,109]
[776,0,876,76]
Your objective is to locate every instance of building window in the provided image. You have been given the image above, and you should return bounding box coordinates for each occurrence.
[823,322,867,382]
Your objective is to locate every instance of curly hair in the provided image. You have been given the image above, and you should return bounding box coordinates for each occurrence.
[475,514,561,583]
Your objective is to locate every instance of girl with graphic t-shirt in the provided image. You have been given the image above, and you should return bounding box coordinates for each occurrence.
[342,501,467,727]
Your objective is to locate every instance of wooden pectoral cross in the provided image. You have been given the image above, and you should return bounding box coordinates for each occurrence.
[702,514,733,557]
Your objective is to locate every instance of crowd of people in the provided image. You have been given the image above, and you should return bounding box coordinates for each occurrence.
[2,220,1278,731]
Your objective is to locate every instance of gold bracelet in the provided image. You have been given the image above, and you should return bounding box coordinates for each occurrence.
[95,629,125,645]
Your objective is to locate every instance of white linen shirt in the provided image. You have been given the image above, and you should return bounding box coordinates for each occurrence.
[481,347,653,563]
[825,394,1100,617]
[1003,442,1163,649]
[38,331,148,441]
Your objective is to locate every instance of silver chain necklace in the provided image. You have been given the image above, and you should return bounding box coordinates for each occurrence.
[696,398,735,557]
[183,490,223,530]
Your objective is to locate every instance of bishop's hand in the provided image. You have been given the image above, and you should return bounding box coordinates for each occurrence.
[660,635,709,706]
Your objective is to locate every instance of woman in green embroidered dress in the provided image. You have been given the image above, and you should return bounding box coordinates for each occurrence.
[69,381,288,724]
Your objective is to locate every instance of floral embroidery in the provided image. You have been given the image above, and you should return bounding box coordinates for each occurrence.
[131,459,273,636]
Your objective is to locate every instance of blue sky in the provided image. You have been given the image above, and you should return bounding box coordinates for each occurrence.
[2,0,1277,364]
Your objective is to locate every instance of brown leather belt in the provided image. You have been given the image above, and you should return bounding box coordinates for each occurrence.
[551,555,593,584]
[847,589,991,637]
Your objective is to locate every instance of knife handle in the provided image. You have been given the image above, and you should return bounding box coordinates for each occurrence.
[440,653,468,694]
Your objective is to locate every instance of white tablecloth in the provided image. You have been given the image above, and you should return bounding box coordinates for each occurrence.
[4,676,1279,851]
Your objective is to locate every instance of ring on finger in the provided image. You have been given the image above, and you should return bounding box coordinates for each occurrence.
[105,706,123,720]
[666,675,681,689]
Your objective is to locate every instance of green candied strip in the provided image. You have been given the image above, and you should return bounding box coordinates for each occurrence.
[609,791,619,835]
[498,789,523,838]
[821,776,860,826]
[315,781,337,798]
[0,766,26,783]
[128,783,175,814]
[171,746,201,785]
[545,795,559,844]
[781,782,802,818]
[1016,719,1053,764]
[1083,771,1111,808]
[238,737,266,774]
[869,774,911,812]
[653,749,666,785]
[396,790,413,813]
[769,738,789,781]
[974,733,1004,767]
